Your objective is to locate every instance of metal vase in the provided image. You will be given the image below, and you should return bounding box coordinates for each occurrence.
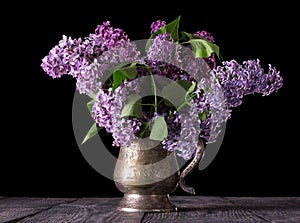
[114,138,205,212]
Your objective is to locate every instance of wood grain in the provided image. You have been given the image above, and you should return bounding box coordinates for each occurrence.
[227,197,300,223]
[19,198,145,223]
[0,197,76,223]
[0,197,299,222]
[142,196,268,223]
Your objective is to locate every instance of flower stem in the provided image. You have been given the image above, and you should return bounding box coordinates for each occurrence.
[151,74,158,112]
[146,66,158,113]
[141,103,156,106]
[157,98,164,107]
[177,94,196,111]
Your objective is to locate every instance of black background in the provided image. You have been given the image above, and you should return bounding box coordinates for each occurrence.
[2,2,299,197]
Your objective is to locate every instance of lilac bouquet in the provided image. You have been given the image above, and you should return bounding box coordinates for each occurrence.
[41,17,283,160]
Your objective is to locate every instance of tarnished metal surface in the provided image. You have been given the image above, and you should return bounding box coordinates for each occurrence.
[179,138,205,194]
[114,138,205,212]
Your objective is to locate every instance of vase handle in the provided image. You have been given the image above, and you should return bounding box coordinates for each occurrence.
[179,138,205,194]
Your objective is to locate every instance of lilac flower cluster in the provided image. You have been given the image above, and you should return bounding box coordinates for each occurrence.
[195,31,215,43]
[178,103,205,159]
[77,41,140,95]
[147,34,176,63]
[92,21,129,53]
[179,45,211,81]
[150,20,167,34]
[41,21,130,94]
[42,19,283,160]
[214,59,283,108]
[146,34,209,82]
[160,76,231,159]
[41,36,88,78]
[162,112,181,152]
[93,81,142,147]
[195,76,231,143]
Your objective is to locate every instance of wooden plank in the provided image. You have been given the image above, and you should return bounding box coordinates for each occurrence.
[1,196,299,222]
[227,197,300,223]
[102,211,145,223]
[19,198,145,223]
[0,197,76,223]
[142,196,269,223]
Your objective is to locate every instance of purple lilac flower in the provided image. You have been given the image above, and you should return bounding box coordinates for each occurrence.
[195,76,231,143]
[162,104,203,159]
[146,36,197,81]
[41,35,87,78]
[77,41,140,95]
[42,19,284,160]
[98,41,140,64]
[242,60,283,96]
[135,57,188,82]
[110,81,142,147]
[179,45,212,81]
[41,22,130,90]
[162,111,181,152]
[144,34,229,151]
[41,45,66,78]
[76,60,108,95]
[214,59,283,108]
[147,36,213,82]
[82,21,129,59]
[175,102,202,159]
[93,80,142,147]
[150,20,166,34]
[195,31,215,43]
[92,88,114,132]
[147,34,176,63]
[195,30,216,69]
[161,78,229,157]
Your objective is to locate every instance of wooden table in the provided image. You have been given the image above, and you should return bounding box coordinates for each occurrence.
[0,196,299,222]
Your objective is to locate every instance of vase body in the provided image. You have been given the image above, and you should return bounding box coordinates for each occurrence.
[114,139,180,212]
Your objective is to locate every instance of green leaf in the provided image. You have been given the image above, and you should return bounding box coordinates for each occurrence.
[186,82,196,94]
[161,80,190,107]
[189,39,219,58]
[180,31,194,41]
[181,31,220,58]
[120,94,142,118]
[146,16,181,51]
[150,116,168,141]
[112,63,137,92]
[87,100,94,116]
[114,65,137,79]
[112,71,126,93]
[199,110,209,121]
[176,80,193,91]
[161,15,181,42]
[81,123,102,145]
[185,82,196,99]
[88,93,98,101]
[136,122,150,138]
